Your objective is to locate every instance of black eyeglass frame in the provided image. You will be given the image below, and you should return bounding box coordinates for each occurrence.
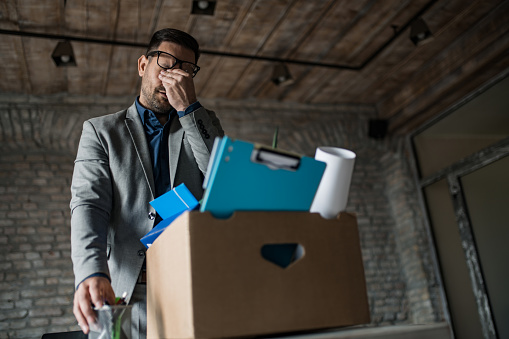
[146,50,200,78]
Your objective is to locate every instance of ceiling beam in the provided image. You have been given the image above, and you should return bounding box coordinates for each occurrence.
[0,0,437,72]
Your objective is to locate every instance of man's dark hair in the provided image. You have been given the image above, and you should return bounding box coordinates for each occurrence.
[146,28,200,63]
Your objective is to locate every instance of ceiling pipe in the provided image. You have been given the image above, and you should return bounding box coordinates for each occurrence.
[0,28,358,70]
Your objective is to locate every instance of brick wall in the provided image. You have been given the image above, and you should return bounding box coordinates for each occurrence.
[0,96,444,338]
[0,152,76,338]
[382,149,444,323]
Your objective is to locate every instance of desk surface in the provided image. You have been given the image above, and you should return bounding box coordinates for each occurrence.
[262,323,451,339]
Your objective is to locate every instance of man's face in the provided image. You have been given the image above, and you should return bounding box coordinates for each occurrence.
[138,41,196,114]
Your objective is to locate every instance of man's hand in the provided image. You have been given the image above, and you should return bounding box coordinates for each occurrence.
[158,68,197,111]
[73,276,115,334]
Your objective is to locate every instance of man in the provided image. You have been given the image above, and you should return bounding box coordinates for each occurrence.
[70,28,224,338]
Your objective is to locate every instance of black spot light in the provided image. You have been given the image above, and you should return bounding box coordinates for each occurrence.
[51,40,77,67]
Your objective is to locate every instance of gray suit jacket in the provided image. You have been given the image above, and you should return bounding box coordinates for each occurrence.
[70,102,224,301]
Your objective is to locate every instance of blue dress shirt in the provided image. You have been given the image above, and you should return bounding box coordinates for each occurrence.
[135,97,202,198]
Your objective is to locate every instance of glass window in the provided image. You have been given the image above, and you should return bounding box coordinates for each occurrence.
[414,77,509,178]
[424,180,484,339]
[461,155,509,338]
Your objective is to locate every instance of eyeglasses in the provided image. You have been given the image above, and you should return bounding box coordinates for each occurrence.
[146,51,200,78]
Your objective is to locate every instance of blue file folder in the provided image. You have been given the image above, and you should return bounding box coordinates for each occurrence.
[200,136,326,218]
[140,183,199,248]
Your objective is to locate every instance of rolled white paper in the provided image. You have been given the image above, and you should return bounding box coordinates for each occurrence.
[310,147,356,219]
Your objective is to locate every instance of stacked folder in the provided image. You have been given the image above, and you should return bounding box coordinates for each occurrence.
[201,136,326,218]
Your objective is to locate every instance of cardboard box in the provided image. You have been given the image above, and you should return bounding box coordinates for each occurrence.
[147,211,370,339]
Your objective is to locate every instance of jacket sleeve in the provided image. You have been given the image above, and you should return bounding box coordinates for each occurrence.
[179,106,225,174]
[70,120,112,288]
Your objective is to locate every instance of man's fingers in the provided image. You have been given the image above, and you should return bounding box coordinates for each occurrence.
[89,284,105,309]
[104,288,116,306]
[77,291,97,329]
[73,302,89,333]
[89,280,116,307]
[166,68,192,78]
[159,73,182,87]
[73,292,92,333]
[159,69,192,83]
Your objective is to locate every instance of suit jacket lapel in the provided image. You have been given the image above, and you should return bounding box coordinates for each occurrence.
[125,103,156,199]
[169,116,183,188]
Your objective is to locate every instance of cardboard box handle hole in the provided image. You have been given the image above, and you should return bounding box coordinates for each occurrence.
[260,243,305,268]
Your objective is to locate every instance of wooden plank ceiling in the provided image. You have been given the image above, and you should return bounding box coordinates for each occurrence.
[0,0,508,134]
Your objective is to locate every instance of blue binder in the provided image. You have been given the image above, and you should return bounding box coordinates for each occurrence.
[140,183,199,248]
[200,136,326,218]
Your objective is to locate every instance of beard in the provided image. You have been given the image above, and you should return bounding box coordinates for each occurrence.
[140,82,173,115]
